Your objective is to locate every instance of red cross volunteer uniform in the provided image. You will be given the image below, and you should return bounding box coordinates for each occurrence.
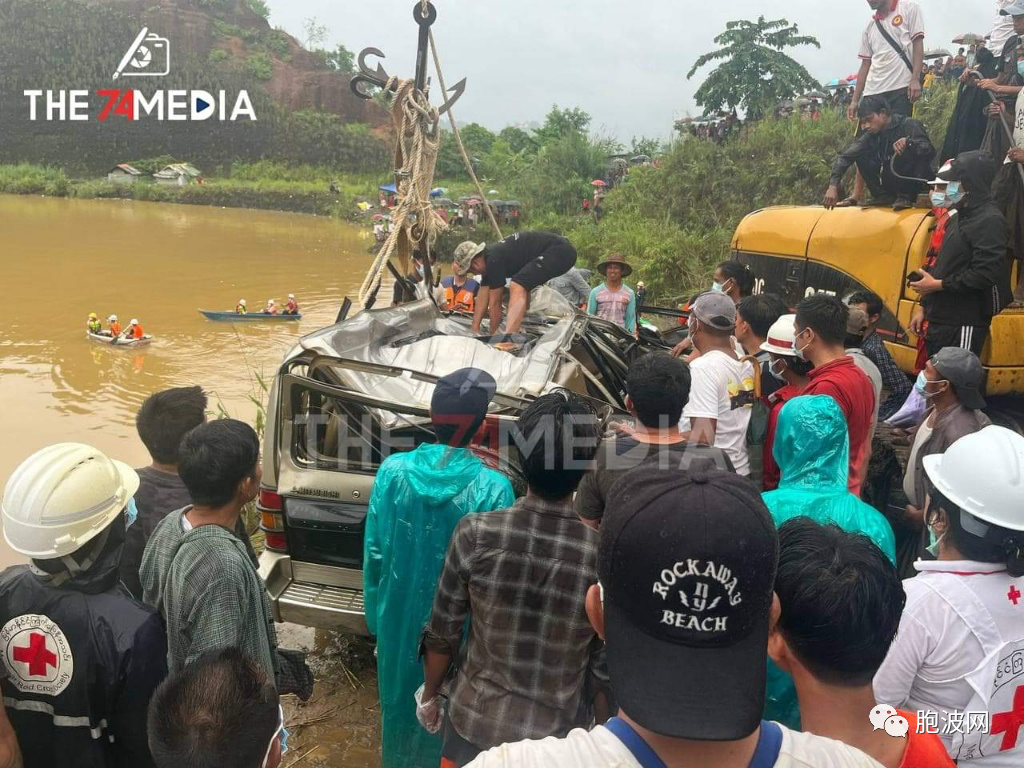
[874,427,1024,766]
[859,1,925,109]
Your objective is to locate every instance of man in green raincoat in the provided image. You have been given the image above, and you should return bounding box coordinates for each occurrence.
[761,394,896,730]
[363,368,515,768]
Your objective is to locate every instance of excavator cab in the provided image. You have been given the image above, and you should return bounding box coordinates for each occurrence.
[731,205,1024,398]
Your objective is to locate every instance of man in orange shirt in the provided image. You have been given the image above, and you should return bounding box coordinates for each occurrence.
[769,519,955,768]
[124,318,145,340]
[108,315,122,337]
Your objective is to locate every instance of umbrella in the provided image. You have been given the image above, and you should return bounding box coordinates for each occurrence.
[488,189,499,195]
[467,198,482,205]
[825,79,849,89]
[924,48,952,59]
[505,200,522,207]
[429,187,448,197]
[378,183,397,193]
[630,155,651,163]
[953,33,985,45]
[434,197,454,206]
[845,73,860,82]
[372,214,386,220]
[803,90,827,100]
[591,179,607,187]
[457,195,472,202]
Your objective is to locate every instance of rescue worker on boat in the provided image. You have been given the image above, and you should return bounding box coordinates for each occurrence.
[235,299,247,315]
[264,300,279,316]
[440,271,480,313]
[0,444,168,768]
[123,319,145,340]
[107,315,122,338]
[87,313,102,335]
[284,294,299,315]
[874,426,1024,766]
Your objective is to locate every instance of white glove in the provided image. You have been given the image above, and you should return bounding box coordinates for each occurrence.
[414,684,443,734]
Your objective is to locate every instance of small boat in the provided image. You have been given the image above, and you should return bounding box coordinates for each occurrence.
[198,309,303,322]
[87,331,153,348]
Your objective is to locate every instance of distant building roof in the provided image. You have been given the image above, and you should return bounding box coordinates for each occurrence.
[153,163,202,179]
[109,163,143,175]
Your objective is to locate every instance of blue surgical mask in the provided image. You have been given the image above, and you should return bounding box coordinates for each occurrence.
[926,529,946,558]
[124,497,138,529]
[945,181,965,205]
[711,280,726,293]
[1018,61,1024,78]
[930,191,950,209]
[915,371,948,398]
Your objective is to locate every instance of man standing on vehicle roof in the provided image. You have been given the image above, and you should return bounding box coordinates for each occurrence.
[845,0,925,206]
[364,368,514,768]
[910,150,1012,357]
[453,231,578,336]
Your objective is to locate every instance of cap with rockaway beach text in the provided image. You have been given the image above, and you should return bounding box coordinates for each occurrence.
[598,466,779,740]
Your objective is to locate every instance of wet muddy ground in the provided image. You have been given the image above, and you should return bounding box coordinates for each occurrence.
[279,625,382,768]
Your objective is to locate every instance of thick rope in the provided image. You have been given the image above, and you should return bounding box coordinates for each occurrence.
[358,76,448,306]
[429,30,503,240]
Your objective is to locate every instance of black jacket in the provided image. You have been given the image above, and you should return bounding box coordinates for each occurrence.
[829,114,935,191]
[0,523,166,768]
[924,152,1011,326]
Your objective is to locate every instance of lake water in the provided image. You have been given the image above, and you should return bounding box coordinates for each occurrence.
[0,194,376,565]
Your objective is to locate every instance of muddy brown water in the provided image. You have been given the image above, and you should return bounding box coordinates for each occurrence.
[2,195,387,765]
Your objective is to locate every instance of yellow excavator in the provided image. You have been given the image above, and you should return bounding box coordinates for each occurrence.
[730,206,1024,415]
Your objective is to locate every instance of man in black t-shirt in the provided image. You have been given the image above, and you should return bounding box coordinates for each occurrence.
[452,231,577,334]
[574,352,734,528]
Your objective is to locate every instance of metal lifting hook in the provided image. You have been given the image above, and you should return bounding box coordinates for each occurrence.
[349,2,466,116]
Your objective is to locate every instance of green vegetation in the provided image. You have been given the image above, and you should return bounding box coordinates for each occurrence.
[246,51,274,81]
[689,17,821,120]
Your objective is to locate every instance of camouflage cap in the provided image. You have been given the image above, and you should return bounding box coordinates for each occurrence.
[453,241,486,275]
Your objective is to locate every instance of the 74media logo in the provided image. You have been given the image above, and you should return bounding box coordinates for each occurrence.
[24,27,256,122]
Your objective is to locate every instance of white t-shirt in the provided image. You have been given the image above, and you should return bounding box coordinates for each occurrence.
[466,722,884,768]
[859,0,925,96]
[1007,88,1024,165]
[987,0,1017,55]
[680,349,754,476]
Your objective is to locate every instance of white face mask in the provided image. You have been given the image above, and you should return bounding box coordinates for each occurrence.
[793,328,811,361]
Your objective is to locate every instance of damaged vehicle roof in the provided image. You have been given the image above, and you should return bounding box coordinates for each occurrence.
[284,286,668,428]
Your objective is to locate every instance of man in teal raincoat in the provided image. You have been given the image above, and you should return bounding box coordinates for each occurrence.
[761,394,896,730]
[363,368,515,768]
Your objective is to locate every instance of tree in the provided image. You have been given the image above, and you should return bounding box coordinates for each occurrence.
[303,17,329,49]
[533,106,592,145]
[687,17,820,120]
[499,126,536,154]
[325,44,355,74]
[630,136,662,158]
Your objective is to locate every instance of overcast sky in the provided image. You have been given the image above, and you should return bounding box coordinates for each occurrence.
[270,0,1000,142]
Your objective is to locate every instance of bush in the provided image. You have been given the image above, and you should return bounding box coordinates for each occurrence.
[246,52,274,81]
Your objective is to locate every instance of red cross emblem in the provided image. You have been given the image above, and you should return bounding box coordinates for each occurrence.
[992,684,1024,752]
[1009,585,1022,606]
[12,632,57,677]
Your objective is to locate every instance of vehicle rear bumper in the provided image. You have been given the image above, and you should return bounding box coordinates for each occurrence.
[259,551,370,636]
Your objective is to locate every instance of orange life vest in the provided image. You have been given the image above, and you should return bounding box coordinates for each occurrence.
[128,324,144,339]
[109,322,122,336]
[443,278,478,313]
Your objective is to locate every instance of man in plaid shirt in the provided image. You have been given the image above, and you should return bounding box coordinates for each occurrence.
[420,393,607,767]
[848,291,913,420]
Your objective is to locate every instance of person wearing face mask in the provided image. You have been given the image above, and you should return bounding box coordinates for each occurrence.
[910,151,1012,357]
[671,261,755,357]
[759,315,814,491]
[874,426,1024,766]
[794,296,876,496]
[0,444,167,768]
[902,348,991,559]
[679,292,756,476]
[148,648,287,768]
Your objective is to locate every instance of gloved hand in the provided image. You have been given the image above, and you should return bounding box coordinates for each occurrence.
[414,684,443,734]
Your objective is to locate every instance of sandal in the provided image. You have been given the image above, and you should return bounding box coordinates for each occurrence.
[834,196,862,208]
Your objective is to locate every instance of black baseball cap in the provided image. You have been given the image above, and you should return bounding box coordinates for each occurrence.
[599,466,779,740]
[430,368,497,443]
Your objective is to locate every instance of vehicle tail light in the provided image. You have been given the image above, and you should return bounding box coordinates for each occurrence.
[258,488,288,553]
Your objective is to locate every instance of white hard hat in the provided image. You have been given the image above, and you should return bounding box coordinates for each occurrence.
[923,426,1024,531]
[129,318,138,325]
[239,299,247,306]
[760,314,799,357]
[1,443,140,559]
[288,294,295,299]
[930,159,953,187]
[108,315,117,322]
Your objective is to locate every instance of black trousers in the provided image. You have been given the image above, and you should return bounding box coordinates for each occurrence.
[925,321,990,358]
